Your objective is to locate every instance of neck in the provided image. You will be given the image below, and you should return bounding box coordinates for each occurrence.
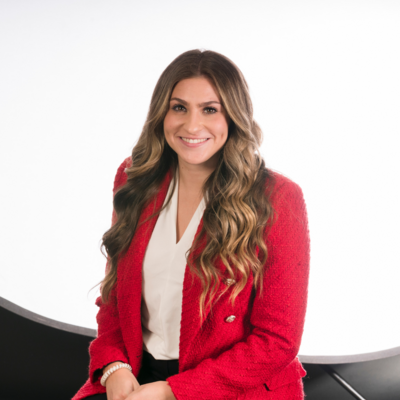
[177,160,216,198]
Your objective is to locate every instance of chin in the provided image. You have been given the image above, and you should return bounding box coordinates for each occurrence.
[179,155,208,166]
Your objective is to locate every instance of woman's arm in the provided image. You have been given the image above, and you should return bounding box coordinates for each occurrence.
[166,177,310,399]
[88,157,133,383]
[89,291,129,382]
[103,361,140,400]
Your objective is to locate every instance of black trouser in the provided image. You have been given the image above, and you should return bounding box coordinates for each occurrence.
[85,351,179,399]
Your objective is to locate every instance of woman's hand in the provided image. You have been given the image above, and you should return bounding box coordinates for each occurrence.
[125,381,177,400]
[104,362,140,400]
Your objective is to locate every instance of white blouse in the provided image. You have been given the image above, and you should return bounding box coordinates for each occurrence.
[141,172,206,360]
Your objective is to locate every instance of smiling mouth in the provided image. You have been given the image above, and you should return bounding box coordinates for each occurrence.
[180,137,210,144]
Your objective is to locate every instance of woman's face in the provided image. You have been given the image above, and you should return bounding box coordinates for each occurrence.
[163,76,230,171]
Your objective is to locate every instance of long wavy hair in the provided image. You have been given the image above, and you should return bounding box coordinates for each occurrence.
[100,49,275,320]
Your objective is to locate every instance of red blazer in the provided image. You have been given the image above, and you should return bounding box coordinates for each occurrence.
[72,156,310,400]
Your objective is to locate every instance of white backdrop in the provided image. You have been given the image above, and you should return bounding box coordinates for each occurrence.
[1,0,399,357]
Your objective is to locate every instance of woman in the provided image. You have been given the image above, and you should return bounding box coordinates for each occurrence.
[73,49,310,400]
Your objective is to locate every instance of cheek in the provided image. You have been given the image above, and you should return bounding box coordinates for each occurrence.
[163,116,175,142]
[213,118,229,141]
[163,115,170,133]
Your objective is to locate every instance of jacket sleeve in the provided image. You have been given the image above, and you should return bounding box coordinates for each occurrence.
[88,157,131,383]
[166,177,310,399]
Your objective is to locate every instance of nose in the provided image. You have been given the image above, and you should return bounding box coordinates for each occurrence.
[184,110,202,135]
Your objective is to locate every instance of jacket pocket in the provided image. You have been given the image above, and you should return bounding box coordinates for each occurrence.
[264,357,306,391]
[236,358,306,399]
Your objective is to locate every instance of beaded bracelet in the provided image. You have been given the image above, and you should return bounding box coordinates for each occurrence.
[100,363,132,387]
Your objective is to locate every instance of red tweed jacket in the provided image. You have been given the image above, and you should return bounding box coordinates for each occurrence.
[72,156,310,400]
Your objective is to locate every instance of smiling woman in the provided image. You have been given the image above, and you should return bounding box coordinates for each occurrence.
[164,77,230,170]
[72,49,310,400]
[163,77,231,244]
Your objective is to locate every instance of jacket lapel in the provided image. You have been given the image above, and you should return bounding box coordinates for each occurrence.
[178,221,205,369]
[117,170,173,362]
[179,230,228,370]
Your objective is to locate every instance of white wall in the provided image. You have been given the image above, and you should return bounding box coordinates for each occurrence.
[1,0,399,357]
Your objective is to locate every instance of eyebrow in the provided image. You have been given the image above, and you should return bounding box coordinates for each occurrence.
[170,97,221,107]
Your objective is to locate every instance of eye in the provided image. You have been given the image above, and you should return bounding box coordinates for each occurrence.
[204,107,217,114]
[172,104,186,112]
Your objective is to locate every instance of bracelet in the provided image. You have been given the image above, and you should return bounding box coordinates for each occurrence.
[100,363,132,387]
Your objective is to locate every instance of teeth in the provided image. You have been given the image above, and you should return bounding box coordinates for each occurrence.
[181,137,208,144]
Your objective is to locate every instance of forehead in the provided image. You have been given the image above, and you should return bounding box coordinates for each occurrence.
[171,76,221,101]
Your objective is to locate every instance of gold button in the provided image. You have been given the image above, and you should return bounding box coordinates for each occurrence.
[225,315,236,323]
[224,278,236,286]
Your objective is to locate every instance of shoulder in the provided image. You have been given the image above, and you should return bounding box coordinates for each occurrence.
[113,156,132,193]
[265,170,304,202]
[265,170,308,226]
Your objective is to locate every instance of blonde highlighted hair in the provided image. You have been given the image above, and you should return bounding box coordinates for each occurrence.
[100,49,275,320]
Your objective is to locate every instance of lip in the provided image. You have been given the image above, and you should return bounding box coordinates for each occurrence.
[178,136,211,148]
